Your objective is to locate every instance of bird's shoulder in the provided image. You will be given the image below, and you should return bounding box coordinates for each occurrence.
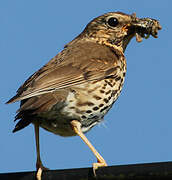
[7,40,124,103]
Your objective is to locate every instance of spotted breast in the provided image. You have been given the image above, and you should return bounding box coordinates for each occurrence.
[39,53,126,136]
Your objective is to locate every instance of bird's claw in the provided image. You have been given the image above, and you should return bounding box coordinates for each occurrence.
[93,161,107,176]
[36,163,49,180]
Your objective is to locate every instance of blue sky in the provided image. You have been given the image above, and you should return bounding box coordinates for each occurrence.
[1,0,172,173]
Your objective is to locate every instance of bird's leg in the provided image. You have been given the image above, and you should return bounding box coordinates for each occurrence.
[34,122,48,180]
[71,120,107,176]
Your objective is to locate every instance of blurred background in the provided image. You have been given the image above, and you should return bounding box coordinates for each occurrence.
[1,0,172,173]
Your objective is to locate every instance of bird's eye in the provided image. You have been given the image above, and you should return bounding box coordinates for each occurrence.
[107,17,119,27]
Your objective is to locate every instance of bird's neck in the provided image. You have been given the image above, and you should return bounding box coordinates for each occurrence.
[66,35,125,57]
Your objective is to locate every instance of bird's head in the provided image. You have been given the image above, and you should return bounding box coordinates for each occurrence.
[80,12,161,52]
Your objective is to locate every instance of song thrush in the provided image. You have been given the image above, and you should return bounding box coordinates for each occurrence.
[6,12,161,180]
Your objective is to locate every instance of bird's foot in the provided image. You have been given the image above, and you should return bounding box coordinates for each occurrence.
[36,162,49,180]
[93,160,107,176]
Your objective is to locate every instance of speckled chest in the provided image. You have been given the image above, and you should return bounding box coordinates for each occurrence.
[61,63,126,133]
[39,56,126,136]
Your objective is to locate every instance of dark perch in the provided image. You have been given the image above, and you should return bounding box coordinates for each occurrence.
[1,161,172,180]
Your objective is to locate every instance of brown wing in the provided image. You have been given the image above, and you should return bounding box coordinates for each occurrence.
[7,41,120,104]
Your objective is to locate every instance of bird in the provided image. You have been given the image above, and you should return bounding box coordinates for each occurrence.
[6,12,161,180]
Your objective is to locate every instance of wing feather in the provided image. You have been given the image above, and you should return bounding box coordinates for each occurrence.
[6,41,121,104]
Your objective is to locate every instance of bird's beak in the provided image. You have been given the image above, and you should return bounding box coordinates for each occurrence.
[132,13,161,41]
[124,13,162,42]
[122,24,131,33]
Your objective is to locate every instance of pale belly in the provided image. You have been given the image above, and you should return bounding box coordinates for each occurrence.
[38,77,125,137]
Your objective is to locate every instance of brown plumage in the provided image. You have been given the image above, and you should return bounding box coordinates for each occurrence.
[6,12,161,180]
